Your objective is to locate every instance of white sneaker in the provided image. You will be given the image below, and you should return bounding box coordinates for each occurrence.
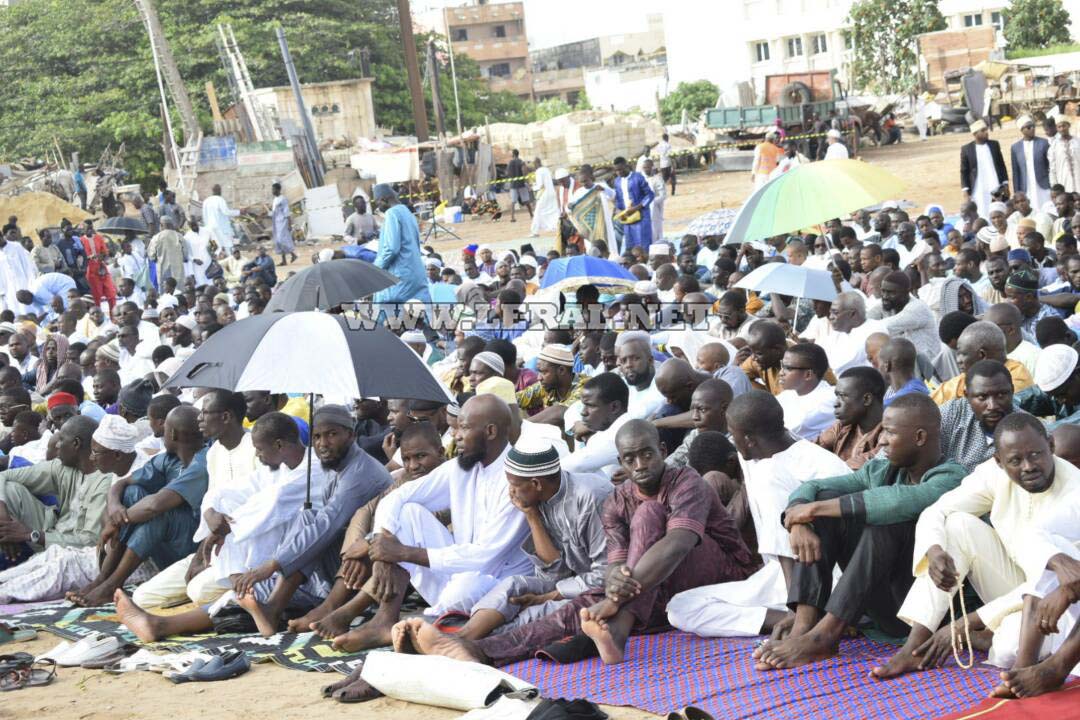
[50,632,123,666]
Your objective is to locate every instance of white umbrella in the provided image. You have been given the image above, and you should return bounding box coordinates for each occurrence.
[734,263,837,331]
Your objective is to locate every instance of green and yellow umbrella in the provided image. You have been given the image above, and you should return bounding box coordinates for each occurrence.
[723,159,905,245]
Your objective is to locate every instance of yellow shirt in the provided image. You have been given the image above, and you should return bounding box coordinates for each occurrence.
[242,395,311,429]
[930,359,1033,405]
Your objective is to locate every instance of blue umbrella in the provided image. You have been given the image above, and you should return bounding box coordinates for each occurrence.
[540,256,636,294]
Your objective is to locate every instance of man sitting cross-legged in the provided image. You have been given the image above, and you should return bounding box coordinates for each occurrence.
[390,419,756,666]
[285,421,447,640]
[667,391,850,639]
[327,395,534,652]
[992,497,1080,698]
[754,393,967,670]
[69,406,208,607]
[873,413,1080,680]
[114,405,390,639]
[453,438,611,640]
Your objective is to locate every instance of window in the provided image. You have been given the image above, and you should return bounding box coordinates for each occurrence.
[991,11,1004,30]
[487,62,511,78]
[493,24,506,38]
[786,36,803,58]
[963,13,983,27]
[811,34,827,54]
[843,31,853,50]
[753,41,770,63]
[452,28,468,41]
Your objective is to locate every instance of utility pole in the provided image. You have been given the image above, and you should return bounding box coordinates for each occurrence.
[396,0,429,141]
[427,39,446,142]
[276,27,325,187]
[443,7,463,137]
[132,0,199,146]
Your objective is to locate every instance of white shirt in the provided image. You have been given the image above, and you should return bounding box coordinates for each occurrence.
[194,433,260,543]
[1007,339,1040,378]
[373,445,532,579]
[776,380,836,441]
[816,319,886,375]
[561,412,630,479]
[824,142,849,161]
[657,140,672,169]
[626,375,665,420]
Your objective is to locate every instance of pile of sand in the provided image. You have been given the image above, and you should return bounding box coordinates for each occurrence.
[0,191,91,235]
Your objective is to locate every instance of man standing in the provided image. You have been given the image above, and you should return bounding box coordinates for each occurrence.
[530,158,558,236]
[568,165,616,248]
[147,216,187,284]
[960,119,1008,219]
[270,182,296,266]
[1049,117,1080,193]
[823,129,850,160]
[343,195,379,244]
[30,230,63,275]
[612,156,655,254]
[752,129,785,189]
[643,159,666,244]
[132,195,159,237]
[657,132,676,196]
[1011,115,1051,212]
[371,184,430,305]
[754,394,966,670]
[79,221,112,311]
[201,184,240,253]
[505,150,533,223]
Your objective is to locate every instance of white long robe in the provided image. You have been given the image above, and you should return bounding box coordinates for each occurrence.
[667,441,850,636]
[184,228,213,287]
[201,194,240,252]
[530,166,559,235]
[0,242,38,312]
[647,173,666,242]
[1049,135,1080,194]
[972,142,1003,219]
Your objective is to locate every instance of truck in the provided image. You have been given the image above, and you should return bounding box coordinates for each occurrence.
[705,70,861,151]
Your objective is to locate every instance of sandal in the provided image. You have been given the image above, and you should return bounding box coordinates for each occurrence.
[0,653,33,674]
[0,623,36,645]
[23,659,56,688]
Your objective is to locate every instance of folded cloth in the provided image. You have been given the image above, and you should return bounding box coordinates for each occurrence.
[361,652,538,711]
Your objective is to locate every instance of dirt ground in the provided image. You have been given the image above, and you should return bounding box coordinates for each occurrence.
[0,125,1022,720]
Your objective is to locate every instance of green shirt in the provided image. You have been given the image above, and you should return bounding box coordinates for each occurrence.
[0,459,111,547]
[785,457,967,526]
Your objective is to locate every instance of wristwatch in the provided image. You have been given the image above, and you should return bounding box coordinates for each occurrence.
[29,530,42,547]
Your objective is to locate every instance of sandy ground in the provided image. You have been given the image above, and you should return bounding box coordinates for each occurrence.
[0,126,1018,720]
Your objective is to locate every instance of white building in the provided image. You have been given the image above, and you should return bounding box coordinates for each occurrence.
[667,0,1080,99]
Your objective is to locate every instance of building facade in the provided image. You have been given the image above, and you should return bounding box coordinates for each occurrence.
[442,1,533,99]
[249,78,377,145]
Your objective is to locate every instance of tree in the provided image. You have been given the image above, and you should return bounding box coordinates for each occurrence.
[0,0,528,187]
[658,81,719,125]
[847,0,946,94]
[1004,0,1073,51]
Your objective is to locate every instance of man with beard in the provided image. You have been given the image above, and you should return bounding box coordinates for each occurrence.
[868,271,941,356]
[938,360,1019,472]
[314,395,529,651]
[931,321,1033,404]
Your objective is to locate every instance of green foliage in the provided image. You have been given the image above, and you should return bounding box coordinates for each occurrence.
[1007,42,1080,59]
[847,0,946,94]
[0,0,529,187]
[532,98,574,122]
[1004,0,1073,51]
[658,81,720,124]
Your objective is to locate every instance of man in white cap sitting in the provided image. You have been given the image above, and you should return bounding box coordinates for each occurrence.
[961,119,1009,219]
[823,129,849,161]
[450,438,610,640]
[1011,115,1051,212]
[1049,116,1080,193]
[1017,344,1080,430]
[401,330,442,367]
[517,344,583,422]
[648,242,673,272]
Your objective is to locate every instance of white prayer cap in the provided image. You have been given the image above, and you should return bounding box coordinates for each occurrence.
[425,257,443,268]
[990,233,1010,254]
[826,129,842,139]
[1016,114,1035,130]
[969,119,988,134]
[93,414,139,454]
[142,307,160,320]
[648,243,670,257]
[1036,345,1078,392]
[318,248,334,263]
[97,341,121,364]
[988,201,1009,216]
[633,280,658,296]
[472,351,505,375]
[400,330,427,344]
[156,356,184,377]
[553,168,570,181]
[505,437,561,478]
[499,250,517,264]
[0,322,15,335]
[175,315,198,331]
[157,295,179,309]
[615,329,652,349]
[519,255,538,268]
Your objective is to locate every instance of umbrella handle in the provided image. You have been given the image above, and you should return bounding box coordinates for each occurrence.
[305,393,313,510]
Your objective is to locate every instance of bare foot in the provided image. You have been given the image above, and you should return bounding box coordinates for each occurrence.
[75,582,118,607]
[114,589,160,642]
[332,620,394,653]
[237,592,281,637]
[998,661,1070,698]
[756,631,838,671]
[391,618,424,654]
[332,678,382,703]
[580,608,625,665]
[410,622,485,663]
[287,604,332,634]
[870,644,925,680]
[586,597,620,622]
[322,664,363,698]
[311,606,357,640]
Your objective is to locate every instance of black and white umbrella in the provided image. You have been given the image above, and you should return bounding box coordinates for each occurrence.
[164,311,452,507]
[264,259,399,313]
[96,216,150,236]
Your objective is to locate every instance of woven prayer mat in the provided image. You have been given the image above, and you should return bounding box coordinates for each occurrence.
[934,680,1080,720]
[503,631,1003,720]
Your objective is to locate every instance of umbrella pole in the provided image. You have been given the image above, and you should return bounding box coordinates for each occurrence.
[305,393,313,510]
[793,296,801,335]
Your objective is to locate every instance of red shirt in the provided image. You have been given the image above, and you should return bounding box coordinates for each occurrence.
[81,234,109,265]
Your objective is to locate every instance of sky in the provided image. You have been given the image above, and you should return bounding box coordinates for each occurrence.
[412,0,662,50]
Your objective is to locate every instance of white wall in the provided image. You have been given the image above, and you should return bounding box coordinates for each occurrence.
[584,66,668,114]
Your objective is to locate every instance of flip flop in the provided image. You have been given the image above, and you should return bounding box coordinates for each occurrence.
[432,610,471,634]
[0,653,33,674]
[534,634,600,664]
[23,659,56,688]
[0,623,36,644]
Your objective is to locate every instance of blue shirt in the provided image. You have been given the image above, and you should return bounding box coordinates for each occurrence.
[26,273,76,314]
[130,447,210,523]
[55,237,85,271]
[373,203,430,304]
[884,377,930,406]
[341,245,377,262]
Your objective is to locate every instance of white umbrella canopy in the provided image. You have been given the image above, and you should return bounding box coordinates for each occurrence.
[733,263,837,303]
